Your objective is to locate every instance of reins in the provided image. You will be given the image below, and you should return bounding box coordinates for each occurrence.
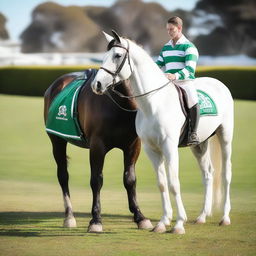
[105,90,137,112]
[111,80,171,99]
[106,79,171,113]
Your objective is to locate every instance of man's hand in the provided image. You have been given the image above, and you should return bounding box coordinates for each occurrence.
[165,73,176,80]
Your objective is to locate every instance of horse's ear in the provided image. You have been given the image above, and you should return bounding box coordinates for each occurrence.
[111,30,121,44]
[102,31,114,43]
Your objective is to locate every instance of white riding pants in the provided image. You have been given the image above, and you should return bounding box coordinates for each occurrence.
[174,80,198,108]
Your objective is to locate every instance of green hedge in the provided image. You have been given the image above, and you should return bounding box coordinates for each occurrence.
[196,66,256,100]
[0,65,98,97]
[0,66,255,100]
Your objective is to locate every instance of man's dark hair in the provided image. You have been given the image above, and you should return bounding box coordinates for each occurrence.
[167,16,183,27]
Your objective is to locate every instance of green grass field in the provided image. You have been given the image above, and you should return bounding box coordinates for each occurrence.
[0,94,255,256]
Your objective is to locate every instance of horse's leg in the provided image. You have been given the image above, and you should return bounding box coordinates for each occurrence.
[217,127,232,226]
[123,139,153,229]
[49,135,77,228]
[144,145,172,233]
[163,140,187,234]
[87,138,106,233]
[191,140,214,224]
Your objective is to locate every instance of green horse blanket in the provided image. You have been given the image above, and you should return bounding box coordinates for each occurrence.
[46,78,86,141]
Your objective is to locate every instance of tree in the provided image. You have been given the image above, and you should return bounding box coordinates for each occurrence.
[0,13,9,40]
[193,0,256,57]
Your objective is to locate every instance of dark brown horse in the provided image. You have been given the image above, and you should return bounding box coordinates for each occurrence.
[44,69,152,232]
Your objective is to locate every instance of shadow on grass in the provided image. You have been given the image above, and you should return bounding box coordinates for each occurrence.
[0,211,137,237]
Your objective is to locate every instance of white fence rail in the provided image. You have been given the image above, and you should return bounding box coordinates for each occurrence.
[1,41,256,66]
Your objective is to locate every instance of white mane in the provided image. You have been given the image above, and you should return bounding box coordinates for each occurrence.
[126,38,168,83]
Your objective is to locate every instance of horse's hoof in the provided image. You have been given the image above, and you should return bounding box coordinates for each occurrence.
[195,218,206,224]
[138,219,153,230]
[219,219,231,226]
[63,217,77,228]
[87,223,103,233]
[151,223,166,233]
[170,227,185,234]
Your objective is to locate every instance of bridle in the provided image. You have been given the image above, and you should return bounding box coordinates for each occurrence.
[100,39,171,102]
[99,39,133,88]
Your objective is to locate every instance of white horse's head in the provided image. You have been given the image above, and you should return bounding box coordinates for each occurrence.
[91,30,134,95]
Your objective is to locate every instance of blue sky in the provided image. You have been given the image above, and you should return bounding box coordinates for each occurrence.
[0,0,197,41]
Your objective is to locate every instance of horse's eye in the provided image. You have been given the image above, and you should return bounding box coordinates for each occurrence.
[114,53,122,59]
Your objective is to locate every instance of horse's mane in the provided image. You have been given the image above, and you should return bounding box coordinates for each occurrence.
[123,37,171,84]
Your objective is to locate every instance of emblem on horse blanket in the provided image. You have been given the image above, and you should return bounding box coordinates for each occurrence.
[46,78,86,141]
[197,90,217,116]
[175,84,218,117]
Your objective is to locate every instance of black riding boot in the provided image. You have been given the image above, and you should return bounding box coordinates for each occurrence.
[187,103,200,145]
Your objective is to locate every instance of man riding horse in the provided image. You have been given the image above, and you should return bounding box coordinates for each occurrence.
[156,16,199,145]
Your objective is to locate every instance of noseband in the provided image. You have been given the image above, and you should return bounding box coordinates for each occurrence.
[100,40,133,87]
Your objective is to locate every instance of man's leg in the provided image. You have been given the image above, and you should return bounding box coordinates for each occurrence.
[188,103,200,145]
[177,80,200,145]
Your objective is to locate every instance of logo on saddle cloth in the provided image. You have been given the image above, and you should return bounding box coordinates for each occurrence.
[56,105,68,120]
[197,90,217,116]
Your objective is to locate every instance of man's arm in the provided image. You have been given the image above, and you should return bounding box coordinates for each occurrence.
[156,51,165,68]
[174,45,198,80]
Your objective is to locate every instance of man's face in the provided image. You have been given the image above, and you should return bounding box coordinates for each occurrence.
[166,23,181,40]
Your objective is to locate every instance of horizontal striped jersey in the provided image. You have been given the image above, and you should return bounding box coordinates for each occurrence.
[156,35,199,80]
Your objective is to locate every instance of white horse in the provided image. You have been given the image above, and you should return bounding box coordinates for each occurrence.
[91,31,234,234]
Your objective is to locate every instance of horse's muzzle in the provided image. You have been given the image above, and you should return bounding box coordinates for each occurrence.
[92,80,104,95]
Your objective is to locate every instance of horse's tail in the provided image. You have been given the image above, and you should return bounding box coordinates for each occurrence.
[209,135,222,210]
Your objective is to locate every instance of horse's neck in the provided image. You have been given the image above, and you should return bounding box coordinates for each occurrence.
[130,45,167,93]
[129,42,177,115]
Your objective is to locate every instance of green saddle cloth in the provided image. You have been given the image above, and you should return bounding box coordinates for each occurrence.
[46,79,86,141]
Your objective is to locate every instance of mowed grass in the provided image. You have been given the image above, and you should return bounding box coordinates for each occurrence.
[0,94,256,256]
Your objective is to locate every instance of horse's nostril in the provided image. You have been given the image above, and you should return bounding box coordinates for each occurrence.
[96,81,101,91]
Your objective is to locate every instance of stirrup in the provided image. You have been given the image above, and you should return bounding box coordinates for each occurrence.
[187,132,199,145]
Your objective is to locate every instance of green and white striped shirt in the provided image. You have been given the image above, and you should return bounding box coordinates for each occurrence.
[156,35,199,80]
